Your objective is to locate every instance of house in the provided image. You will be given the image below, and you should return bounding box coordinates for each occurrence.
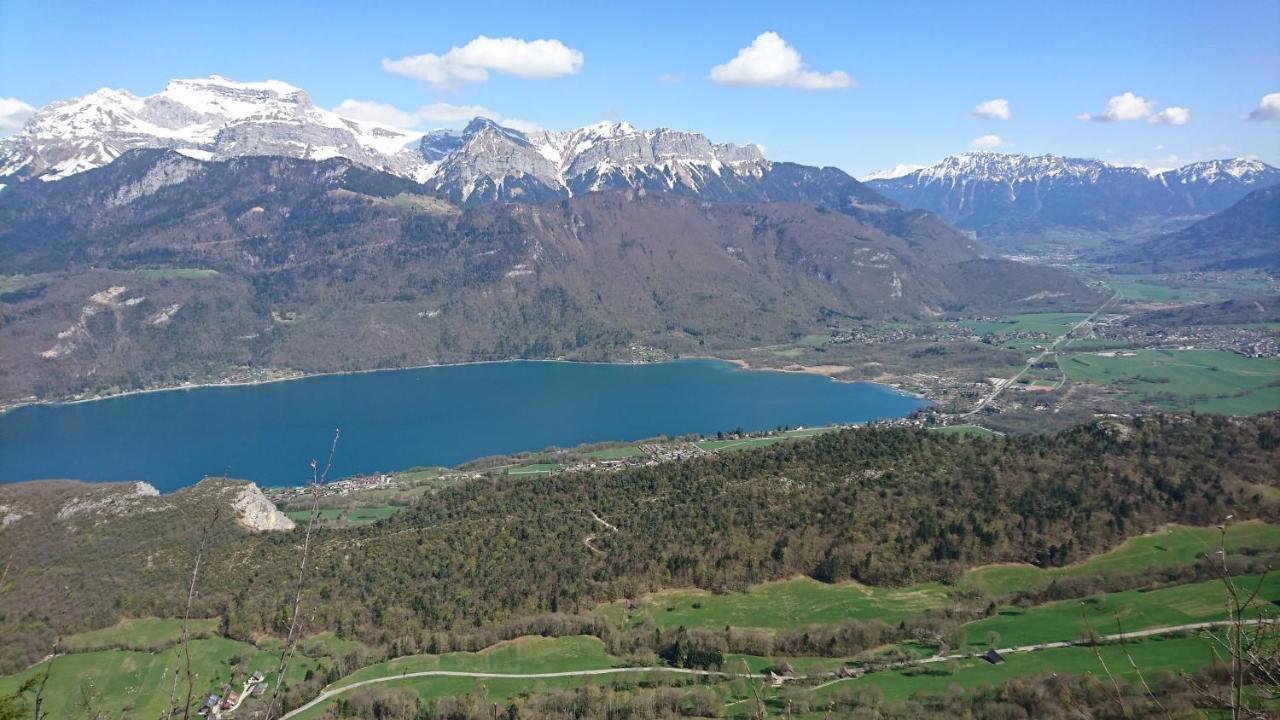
[251,682,267,696]
[251,671,265,682]
[982,649,1005,664]
[221,692,239,710]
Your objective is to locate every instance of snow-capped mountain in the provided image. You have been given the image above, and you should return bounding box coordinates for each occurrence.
[866,152,1280,243]
[417,118,769,203]
[0,76,772,204]
[0,76,431,181]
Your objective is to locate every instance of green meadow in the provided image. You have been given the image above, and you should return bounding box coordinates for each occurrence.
[957,313,1090,338]
[611,577,952,631]
[820,634,1219,702]
[283,505,402,525]
[965,574,1279,647]
[962,521,1280,597]
[60,617,220,653]
[1062,348,1280,414]
[0,637,321,720]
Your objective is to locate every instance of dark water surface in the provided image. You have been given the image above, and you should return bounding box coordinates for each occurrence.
[0,359,926,491]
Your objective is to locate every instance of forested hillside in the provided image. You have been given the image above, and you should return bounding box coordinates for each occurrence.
[1,413,1275,674]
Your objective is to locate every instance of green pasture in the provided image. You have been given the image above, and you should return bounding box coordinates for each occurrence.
[962,521,1280,597]
[612,577,951,631]
[61,617,220,653]
[965,574,1278,647]
[1062,348,1280,414]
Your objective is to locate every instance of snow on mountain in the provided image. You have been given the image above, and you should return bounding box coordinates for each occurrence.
[860,164,927,182]
[418,117,769,203]
[866,152,1280,241]
[0,76,430,181]
[1,76,772,204]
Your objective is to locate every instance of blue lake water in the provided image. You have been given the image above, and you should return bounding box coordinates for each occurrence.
[0,359,926,491]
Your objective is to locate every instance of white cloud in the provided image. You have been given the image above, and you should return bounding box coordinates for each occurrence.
[332,99,544,133]
[656,73,683,85]
[969,134,1005,149]
[709,32,853,90]
[1149,106,1191,125]
[1247,92,1280,121]
[970,98,1011,120]
[1081,92,1154,122]
[0,97,36,133]
[332,99,420,128]
[382,36,583,89]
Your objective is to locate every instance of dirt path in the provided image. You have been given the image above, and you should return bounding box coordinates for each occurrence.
[280,618,1254,718]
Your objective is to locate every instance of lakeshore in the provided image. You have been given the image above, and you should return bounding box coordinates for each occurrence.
[0,358,927,491]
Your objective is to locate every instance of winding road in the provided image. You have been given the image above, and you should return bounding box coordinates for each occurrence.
[278,618,1252,718]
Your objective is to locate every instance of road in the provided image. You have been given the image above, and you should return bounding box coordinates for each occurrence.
[279,666,759,719]
[279,617,1253,718]
[959,292,1119,418]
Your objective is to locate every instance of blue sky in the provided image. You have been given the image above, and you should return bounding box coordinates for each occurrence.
[2,0,1277,176]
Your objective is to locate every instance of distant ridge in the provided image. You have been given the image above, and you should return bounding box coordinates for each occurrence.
[866,152,1280,246]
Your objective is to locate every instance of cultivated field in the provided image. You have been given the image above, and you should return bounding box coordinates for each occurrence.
[1062,348,1280,414]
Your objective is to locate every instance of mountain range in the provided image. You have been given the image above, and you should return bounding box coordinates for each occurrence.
[866,152,1280,249]
[0,143,1098,403]
[1097,185,1280,272]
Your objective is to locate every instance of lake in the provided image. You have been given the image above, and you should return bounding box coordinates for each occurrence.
[0,359,926,491]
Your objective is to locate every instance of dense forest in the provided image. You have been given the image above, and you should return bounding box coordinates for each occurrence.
[1,414,1277,680]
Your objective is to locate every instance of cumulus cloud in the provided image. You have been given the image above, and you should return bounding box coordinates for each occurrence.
[1149,106,1191,125]
[332,99,539,131]
[0,97,36,133]
[1080,92,1154,122]
[382,36,583,89]
[970,98,1011,120]
[1247,92,1280,121]
[709,32,853,90]
[969,134,1005,149]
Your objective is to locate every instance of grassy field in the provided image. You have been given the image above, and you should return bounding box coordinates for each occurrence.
[965,574,1279,647]
[584,445,643,460]
[134,268,221,280]
[928,424,1003,438]
[962,521,1280,597]
[507,463,560,475]
[290,636,638,719]
[819,634,1218,702]
[694,427,839,453]
[0,636,321,719]
[60,617,220,653]
[1062,348,1280,414]
[1103,273,1277,304]
[597,522,1279,634]
[957,313,1090,338]
[283,505,403,525]
[606,577,952,631]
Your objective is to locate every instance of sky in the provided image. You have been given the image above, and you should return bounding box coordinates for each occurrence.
[1,0,1278,177]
